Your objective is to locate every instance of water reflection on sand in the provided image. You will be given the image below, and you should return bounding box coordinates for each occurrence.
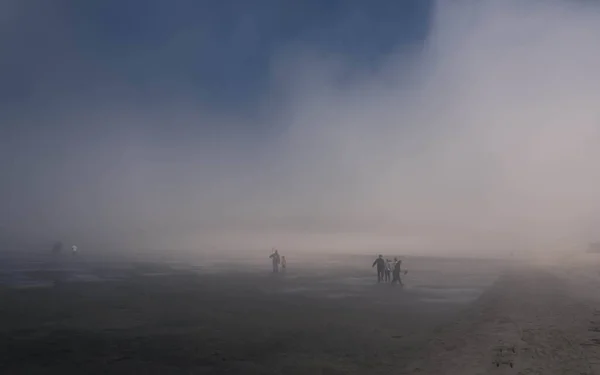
[0,251,507,306]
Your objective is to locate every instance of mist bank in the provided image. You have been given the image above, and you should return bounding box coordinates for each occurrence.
[3,0,600,255]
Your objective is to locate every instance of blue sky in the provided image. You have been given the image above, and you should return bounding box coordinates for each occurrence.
[1,0,432,113]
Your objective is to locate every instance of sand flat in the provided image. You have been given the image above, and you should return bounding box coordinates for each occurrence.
[0,254,503,374]
[403,261,600,375]
[6,253,600,374]
[10,253,600,374]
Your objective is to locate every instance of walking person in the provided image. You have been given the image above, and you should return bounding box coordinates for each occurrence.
[281,255,287,272]
[372,254,385,283]
[269,249,281,273]
[384,259,392,282]
[52,241,62,254]
[391,257,403,286]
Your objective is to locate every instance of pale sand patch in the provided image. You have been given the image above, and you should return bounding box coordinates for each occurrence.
[403,263,600,375]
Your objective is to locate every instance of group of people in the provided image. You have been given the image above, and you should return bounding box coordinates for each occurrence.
[372,255,405,285]
[269,250,406,286]
[269,249,287,273]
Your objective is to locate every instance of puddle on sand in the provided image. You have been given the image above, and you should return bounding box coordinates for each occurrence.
[68,274,104,282]
[139,272,173,277]
[326,292,358,299]
[420,297,465,303]
[416,287,483,304]
[280,286,311,294]
[328,277,373,287]
[12,281,55,289]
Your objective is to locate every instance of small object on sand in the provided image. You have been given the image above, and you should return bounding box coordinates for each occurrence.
[493,359,515,368]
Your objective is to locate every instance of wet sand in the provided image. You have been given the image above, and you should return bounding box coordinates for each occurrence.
[0,253,506,374]
[402,254,600,375]
[12,252,600,374]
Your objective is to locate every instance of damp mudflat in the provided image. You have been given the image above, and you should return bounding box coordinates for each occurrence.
[0,251,508,374]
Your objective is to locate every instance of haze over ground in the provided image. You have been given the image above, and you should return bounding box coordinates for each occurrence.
[2,0,600,255]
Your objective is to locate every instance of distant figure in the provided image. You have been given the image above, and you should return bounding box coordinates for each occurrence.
[71,245,78,255]
[281,256,287,271]
[384,259,392,282]
[52,241,63,254]
[392,257,403,286]
[372,254,385,283]
[269,249,281,273]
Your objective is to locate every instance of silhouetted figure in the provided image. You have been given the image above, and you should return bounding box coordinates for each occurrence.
[281,255,287,271]
[384,259,392,282]
[372,254,385,283]
[269,249,281,273]
[392,257,403,285]
[52,241,63,254]
[71,245,78,255]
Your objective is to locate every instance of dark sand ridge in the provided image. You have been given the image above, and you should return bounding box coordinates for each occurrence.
[402,257,600,375]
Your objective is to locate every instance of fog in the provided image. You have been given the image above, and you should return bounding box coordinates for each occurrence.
[2,0,600,255]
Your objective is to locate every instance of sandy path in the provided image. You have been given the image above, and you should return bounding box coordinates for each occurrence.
[402,263,600,375]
